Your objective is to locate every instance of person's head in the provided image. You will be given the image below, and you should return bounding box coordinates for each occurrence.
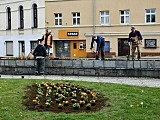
[93,34,97,40]
[38,39,45,45]
[131,26,135,32]
[45,29,48,33]
[48,29,52,34]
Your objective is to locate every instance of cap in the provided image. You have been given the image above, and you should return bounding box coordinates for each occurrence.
[93,34,97,39]
[131,26,135,29]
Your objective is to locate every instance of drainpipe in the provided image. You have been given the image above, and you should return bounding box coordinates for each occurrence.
[92,0,96,34]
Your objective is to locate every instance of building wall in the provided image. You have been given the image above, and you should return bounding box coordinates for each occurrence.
[0,0,46,57]
[0,0,160,58]
[45,0,160,57]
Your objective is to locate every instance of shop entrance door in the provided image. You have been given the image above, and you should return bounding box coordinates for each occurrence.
[55,41,70,58]
[118,38,130,56]
[70,40,86,58]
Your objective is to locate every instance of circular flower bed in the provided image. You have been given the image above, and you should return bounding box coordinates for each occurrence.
[23,81,109,113]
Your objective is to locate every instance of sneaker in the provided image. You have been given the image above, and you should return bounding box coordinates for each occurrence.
[35,71,39,75]
[39,72,44,75]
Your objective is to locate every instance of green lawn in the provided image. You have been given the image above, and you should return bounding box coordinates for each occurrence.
[0,78,160,120]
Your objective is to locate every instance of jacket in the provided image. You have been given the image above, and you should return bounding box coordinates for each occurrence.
[90,36,105,52]
[42,33,53,48]
[128,30,143,42]
[33,44,47,58]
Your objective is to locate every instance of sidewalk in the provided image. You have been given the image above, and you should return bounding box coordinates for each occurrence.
[1,75,160,88]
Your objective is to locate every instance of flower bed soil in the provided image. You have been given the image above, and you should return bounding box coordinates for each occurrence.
[22,82,110,113]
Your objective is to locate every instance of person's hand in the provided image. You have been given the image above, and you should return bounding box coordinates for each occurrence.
[128,42,130,46]
[140,41,143,45]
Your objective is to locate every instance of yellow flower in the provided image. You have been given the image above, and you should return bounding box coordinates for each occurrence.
[130,104,134,107]
[32,99,37,103]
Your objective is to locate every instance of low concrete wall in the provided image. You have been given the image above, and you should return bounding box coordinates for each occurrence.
[0,60,160,78]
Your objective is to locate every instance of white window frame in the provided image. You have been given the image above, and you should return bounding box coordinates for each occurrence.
[72,12,80,26]
[54,13,62,26]
[145,9,156,24]
[100,11,109,25]
[6,41,13,56]
[120,10,130,24]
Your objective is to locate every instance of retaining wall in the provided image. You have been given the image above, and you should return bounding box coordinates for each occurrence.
[0,60,160,78]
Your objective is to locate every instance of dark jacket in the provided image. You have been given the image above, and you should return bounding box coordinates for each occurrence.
[128,30,143,42]
[90,36,105,52]
[33,44,47,57]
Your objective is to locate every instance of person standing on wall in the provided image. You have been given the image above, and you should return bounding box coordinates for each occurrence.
[42,29,53,58]
[33,39,47,75]
[128,26,143,60]
[90,34,105,60]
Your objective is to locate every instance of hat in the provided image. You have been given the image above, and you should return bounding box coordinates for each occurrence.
[93,34,97,39]
[131,26,135,29]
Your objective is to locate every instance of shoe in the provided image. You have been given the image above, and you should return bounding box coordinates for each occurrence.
[35,71,39,75]
[39,72,44,75]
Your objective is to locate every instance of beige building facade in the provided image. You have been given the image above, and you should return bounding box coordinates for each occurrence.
[45,0,160,58]
[0,0,160,58]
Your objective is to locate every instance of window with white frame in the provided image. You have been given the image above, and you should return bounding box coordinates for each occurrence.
[120,10,129,24]
[6,7,11,29]
[32,4,38,28]
[55,13,62,26]
[72,12,80,25]
[19,5,24,29]
[6,41,13,56]
[146,9,156,23]
[100,11,109,25]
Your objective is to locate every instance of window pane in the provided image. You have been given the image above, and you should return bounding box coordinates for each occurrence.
[55,14,58,17]
[73,18,76,25]
[77,13,80,16]
[101,11,104,15]
[126,11,129,14]
[121,11,124,14]
[73,13,76,17]
[126,16,129,23]
[146,9,150,13]
[6,41,13,56]
[55,19,58,25]
[121,16,124,23]
[59,19,62,25]
[151,9,155,13]
[77,18,80,25]
[101,17,104,24]
[146,15,150,22]
[151,15,155,22]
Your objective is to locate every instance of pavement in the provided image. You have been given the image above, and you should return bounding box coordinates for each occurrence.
[0,75,160,88]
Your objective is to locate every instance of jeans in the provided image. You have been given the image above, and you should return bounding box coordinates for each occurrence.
[96,43,105,60]
[36,58,45,73]
[45,46,50,57]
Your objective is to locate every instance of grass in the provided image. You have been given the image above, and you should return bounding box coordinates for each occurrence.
[0,78,160,120]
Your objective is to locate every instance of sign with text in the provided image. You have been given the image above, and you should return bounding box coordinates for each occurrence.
[67,32,78,36]
[145,39,157,48]
[59,29,79,39]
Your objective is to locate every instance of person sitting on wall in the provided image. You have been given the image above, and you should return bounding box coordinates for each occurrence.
[90,34,105,60]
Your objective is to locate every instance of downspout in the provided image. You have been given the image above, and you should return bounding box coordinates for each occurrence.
[92,0,96,34]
